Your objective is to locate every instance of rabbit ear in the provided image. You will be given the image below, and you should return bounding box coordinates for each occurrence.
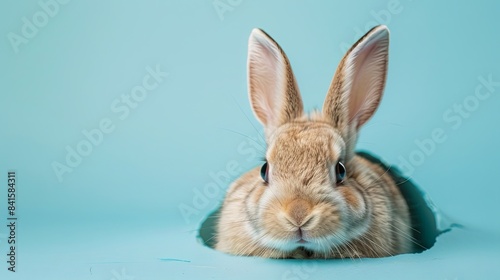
[248,28,303,137]
[323,25,389,141]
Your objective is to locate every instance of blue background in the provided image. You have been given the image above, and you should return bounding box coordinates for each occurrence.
[1,0,499,279]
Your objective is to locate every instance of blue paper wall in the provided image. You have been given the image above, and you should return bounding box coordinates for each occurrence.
[1,0,499,279]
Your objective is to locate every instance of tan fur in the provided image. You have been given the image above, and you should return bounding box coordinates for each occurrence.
[215,26,412,259]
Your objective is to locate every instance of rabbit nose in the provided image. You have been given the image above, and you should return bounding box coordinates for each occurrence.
[285,199,312,227]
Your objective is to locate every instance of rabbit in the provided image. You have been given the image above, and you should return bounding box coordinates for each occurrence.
[214,25,414,259]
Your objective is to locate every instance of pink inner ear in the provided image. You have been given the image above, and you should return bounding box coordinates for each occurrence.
[346,32,388,127]
[251,45,279,125]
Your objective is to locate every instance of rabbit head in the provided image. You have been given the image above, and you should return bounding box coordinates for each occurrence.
[244,26,391,254]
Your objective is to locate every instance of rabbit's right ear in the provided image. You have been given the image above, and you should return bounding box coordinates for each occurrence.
[247,29,303,138]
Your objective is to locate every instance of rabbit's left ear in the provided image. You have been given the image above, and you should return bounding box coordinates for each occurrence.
[323,25,389,133]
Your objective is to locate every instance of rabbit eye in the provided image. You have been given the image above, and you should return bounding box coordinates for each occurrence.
[335,161,346,183]
[260,162,269,183]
